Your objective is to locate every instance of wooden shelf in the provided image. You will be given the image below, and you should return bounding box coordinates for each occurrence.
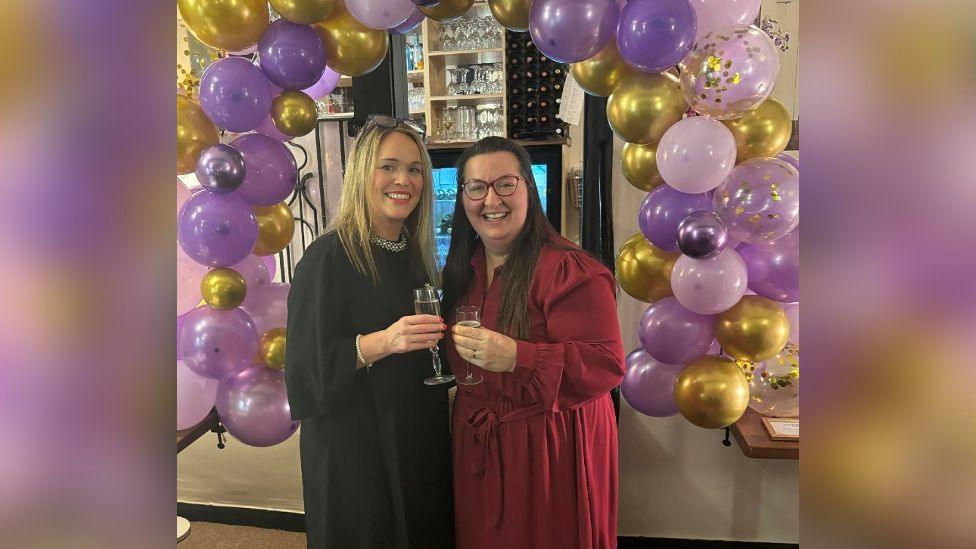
[408,70,424,84]
[429,93,504,102]
[336,76,352,88]
[409,110,426,115]
[428,47,503,57]
[729,408,799,460]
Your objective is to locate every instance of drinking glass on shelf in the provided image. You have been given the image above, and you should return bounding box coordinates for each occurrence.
[440,106,458,141]
[455,306,484,385]
[414,286,455,386]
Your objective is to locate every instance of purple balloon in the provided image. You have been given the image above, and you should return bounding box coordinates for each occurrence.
[677,210,728,258]
[262,254,278,281]
[783,302,799,345]
[621,349,682,417]
[255,113,294,142]
[639,297,715,365]
[178,191,259,268]
[392,7,425,34]
[180,306,259,380]
[737,227,799,303]
[617,0,697,73]
[689,0,760,42]
[258,20,328,90]
[529,0,620,63]
[412,0,440,6]
[177,360,218,430]
[199,57,274,132]
[195,144,246,193]
[657,116,737,194]
[712,157,799,244]
[301,66,342,100]
[230,133,298,206]
[346,0,414,30]
[671,248,748,314]
[638,185,712,252]
[231,254,273,295]
[216,365,299,447]
[776,152,799,171]
[178,242,208,313]
[241,282,291,336]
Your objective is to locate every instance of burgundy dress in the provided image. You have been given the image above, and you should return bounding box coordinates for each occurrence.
[447,236,626,549]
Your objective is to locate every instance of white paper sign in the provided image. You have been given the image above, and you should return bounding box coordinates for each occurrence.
[557,73,585,127]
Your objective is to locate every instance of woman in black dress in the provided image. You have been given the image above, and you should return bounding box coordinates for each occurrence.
[285,117,454,548]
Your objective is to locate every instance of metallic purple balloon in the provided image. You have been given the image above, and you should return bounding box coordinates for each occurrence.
[216,365,299,447]
[180,306,259,380]
[198,57,274,132]
[639,296,716,365]
[258,20,328,90]
[617,0,697,73]
[737,227,799,303]
[241,282,291,336]
[529,0,620,63]
[638,185,712,252]
[177,191,259,268]
[229,133,298,206]
[621,349,682,417]
[712,157,799,244]
[677,210,728,258]
[392,7,425,34]
[177,359,218,430]
[195,144,246,193]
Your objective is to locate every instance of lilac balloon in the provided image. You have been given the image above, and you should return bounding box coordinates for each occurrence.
[638,185,712,252]
[177,311,190,357]
[177,360,218,430]
[346,0,414,30]
[783,303,799,345]
[255,113,294,142]
[262,255,278,281]
[177,242,208,313]
[625,347,647,371]
[177,191,259,268]
[639,297,715,365]
[301,66,342,100]
[177,179,192,213]
[677,210,728,258]
[737,228,799,303]
[230,133,298,206]
[199,57,274,132]
[689,0,760,42]
[412,0,440,6]
[258,20,328,90]
[529,0,620,63]
[617,0,697,73]
[392,8,425,34]
[180,306,259,380]
[679,25,780,119]
[776,152,799,171]
[195,144,246,193]
[712,157,799,244]
[657,116,737,194]
[671,248,747,314]
[621,349,682,417]
[241,282,291,336]
[216,365,299,447]
[231,254,273,295]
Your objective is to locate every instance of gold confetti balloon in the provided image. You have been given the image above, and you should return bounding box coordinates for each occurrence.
[721,98,793,162]
[269,0,337,25]
[272,91,318,137]
[615,234,679,303]
[711,157,799,244]
[716,295,790,362]
[253,203,296,256]
[420,0,475,22]
[488,0,530,31]
[200,268,247,310]
[607,73,686,145]
[177,95,220,174]
[258,328,287,369]
[177,0,269,52]
[314,3,390,77]
[674,356,750,429]
[737,343,799,418]
[619,142,664,192]
[570,40,637,97]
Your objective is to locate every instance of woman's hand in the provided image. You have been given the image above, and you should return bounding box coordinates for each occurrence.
[383,315,446,355]
[452,324,517,373]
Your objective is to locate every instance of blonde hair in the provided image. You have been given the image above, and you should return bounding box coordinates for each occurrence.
[331,124,439,287]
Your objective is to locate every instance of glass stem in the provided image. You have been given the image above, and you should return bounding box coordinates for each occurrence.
[430,349,442,376]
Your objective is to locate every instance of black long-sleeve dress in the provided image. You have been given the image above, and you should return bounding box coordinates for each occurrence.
[285,232,454,549]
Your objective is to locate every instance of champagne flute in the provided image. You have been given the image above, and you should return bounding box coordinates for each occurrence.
[414,286,455,386]
[455,305,484,385]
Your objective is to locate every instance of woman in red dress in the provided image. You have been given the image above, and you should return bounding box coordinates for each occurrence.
[441,137,626,549]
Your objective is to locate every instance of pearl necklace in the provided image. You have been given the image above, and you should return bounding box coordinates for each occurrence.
[370,230,407,253]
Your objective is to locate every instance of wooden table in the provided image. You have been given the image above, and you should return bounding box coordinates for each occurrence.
[729,408,799,460]
[177,407,219,453]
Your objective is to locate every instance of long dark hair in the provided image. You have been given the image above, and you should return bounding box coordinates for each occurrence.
[441,137,563,339]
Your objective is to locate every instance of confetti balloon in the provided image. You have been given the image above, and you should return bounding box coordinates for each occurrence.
[736,343,799,417]
[712,157,798,244]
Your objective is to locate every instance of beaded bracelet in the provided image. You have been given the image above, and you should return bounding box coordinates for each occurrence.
[355,334,373,371]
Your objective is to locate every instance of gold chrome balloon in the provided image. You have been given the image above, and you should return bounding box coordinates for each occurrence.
[178,0,269,52]
[620,142,664,192]
[177,95,219,174]
[721,98,793,162]
[258,328,287,370]
[488,0,530,32]
[607,73,686,145]
[314,4,390,77]
[570,40,637,97]
[269,0,337,25]
[716,295,790,362]
[272,91,318,137]
[674,356,750,429]
[420,0,475,22]
[615,234,679,303]
[253,203,296,256]
[200,268,247,310]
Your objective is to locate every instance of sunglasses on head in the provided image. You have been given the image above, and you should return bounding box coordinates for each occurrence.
[363,114,427,141]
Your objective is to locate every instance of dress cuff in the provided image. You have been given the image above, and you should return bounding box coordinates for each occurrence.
[513,340,539,379]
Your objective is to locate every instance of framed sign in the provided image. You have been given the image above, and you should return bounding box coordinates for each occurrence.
[761,416,799,441]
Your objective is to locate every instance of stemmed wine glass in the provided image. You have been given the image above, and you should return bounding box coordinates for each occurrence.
[414,285,455,386]
[455,306,484,385]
